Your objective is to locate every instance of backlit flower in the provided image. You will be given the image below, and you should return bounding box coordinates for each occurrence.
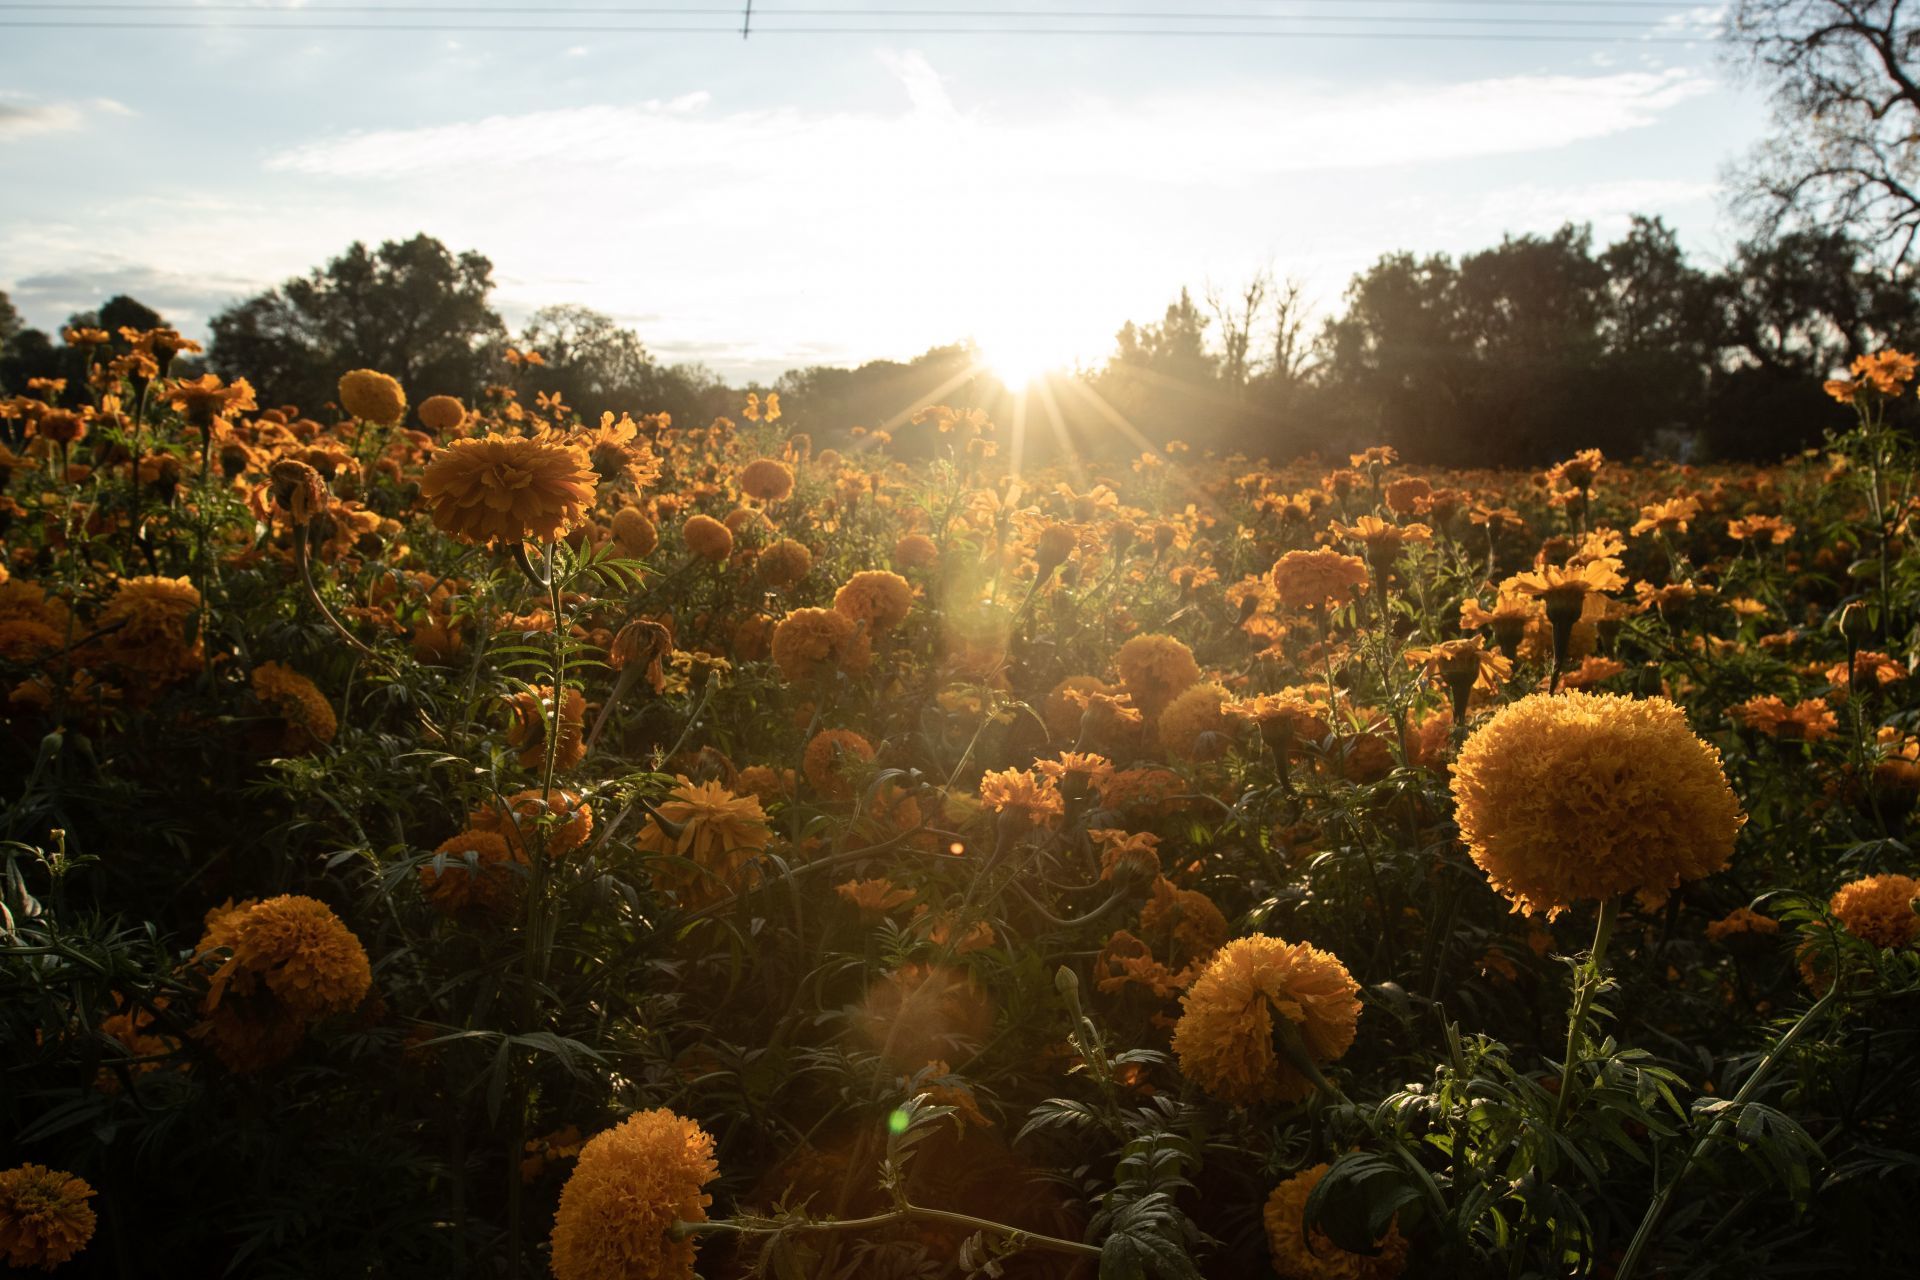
[549,1109,719,1280]
[1264,1162,1406,1280]
[420,434,597,545]
[634,776,771,903]
[1171,935,1361,1105]
[1830,874,1919,948]
[337,368,406,426]
[1451,691,1744,917]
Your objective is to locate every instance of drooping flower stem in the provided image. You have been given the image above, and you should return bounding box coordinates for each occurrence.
[1552,895,1620,1128]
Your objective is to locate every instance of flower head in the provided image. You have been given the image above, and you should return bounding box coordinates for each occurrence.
[1270,549,1369,611]
[337,369,407,426]
[1170,935,1361,1105]
[1263,1162,1407,1280]
[420,434,597,545]
[1830,874,1919,949]
[739,457,795,502]
[1451,691,1745,917]
[833,570,914,633]
[0,1164,96,1271]
[251,662,337,753]
[634,776,771,904]
[97,575,203,679]
[549,1109,720,1280]
[202,894,373,1020]
[770,607,871,682]
[1114,633,1200,718]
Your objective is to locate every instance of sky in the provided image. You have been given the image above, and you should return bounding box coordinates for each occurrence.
[0,2,1763,383]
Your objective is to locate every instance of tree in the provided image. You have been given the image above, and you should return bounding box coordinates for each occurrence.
[515,305,721,425]
[1729,1,1920,260]
[0,289,21,352]
[208,235,506,415]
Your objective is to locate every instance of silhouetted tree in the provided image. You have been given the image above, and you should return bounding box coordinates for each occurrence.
[208,235,506,416]
[1729,1,1920,260]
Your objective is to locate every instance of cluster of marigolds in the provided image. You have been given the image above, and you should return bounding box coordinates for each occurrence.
[0,329,1916,1278]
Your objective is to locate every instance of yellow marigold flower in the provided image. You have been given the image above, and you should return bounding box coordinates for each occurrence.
[682,513,734,562]
[203,894,372,1020]
[1383,476,1431,514]
[1830,874,1919,948]
[1171,935,1361,1105]
[978,767,1065,827]
[337,368,407,426]
[1451,691,1745,918]
[1405,636,1511,695]
[836,877,916,915]
[739,457,795,502]
[420,829,524,918]
[1264,1162,1407,1280]
[0,1164,96,1271]
[1630,496,1699,537]
[97,575,203,679]
[833,569,914,634]
[1158,680,1231,760]
[1827,650,1907,693]
[549,1109,719,1280]
[770,606,871,682]
[417,394,466,433]
[251,661,337,752]
[1327,514,1431,562]
[503,684,588,772]
[633,776,771,904]
[803,729,875,798]
[1270,548,1369,611]
[1115,633,1200,717]
[420,434,597,545]
[268,458,330,526]
[1546,447,1604,493]
[610,506,658,558]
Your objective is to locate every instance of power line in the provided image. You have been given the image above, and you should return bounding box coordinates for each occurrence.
[0,8,1714,25]
[0,1,1727,9]
[0,20,1719,39]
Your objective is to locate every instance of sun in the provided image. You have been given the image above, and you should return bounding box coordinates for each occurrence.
[973,324,1081,389]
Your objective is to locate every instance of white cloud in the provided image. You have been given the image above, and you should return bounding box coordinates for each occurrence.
[267,64,1713,182]
[0,93,131,142]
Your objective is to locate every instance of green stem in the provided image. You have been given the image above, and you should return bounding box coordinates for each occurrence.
[1613,984,1840,1280]
[1552,895,1619,1128]
[672,1203,1101,1259]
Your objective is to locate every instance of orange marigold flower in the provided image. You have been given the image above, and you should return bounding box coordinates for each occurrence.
[420,433,597,545]
[610,506,659,558]
[0,1164,97,1271]
[1114,633,1201,717]
[770,607,872,682]
[337,368,407,426]
[1830,874,1919,948]
[475,788,595,858]
[1328,514,1431,562]
[1140,876,1229,970]
[504,684,587,772]
[633,776,771,903]
[417,394,466,433]
[251,661,337,752]
[201,894,372,1021]
[754,538,812,589]
[739,457,795,502]
[833,570,914,633]
[1090,828,1161,882]
[549,1109,719,1280]
[836,877,917,915]
[1270,548,1369,611]
[97,575,203,680]
[1157,680,1232,761]
[682,514,733,561]
[1451,691,1745,918]
[1705,906,1779,944]
[803,729,876,798]
[1630,496,1699,537]
[1264,1162,1407,1280]
[893,532,939,570]
[166,372,256,428]
[1726,514,1795,544]
[1170,935,1362,1105]
[1729,695,1837,742]
[1827,650,1907,692]
[978,767,1065,827]
[419,829,524,918]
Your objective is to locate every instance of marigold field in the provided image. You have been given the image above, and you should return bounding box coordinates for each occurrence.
[3,336,1919,1279]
